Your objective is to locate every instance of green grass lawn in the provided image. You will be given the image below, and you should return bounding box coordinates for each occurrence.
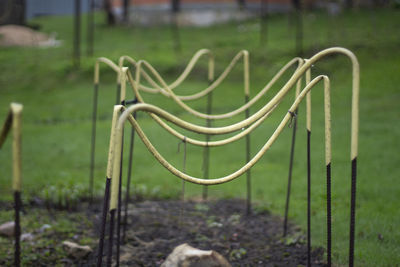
[0,8,399,266]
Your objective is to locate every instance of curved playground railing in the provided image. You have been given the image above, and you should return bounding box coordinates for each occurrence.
[89,50,247,199]
[0,103,23,267]
[90,50,306,250]
[91,51,307,259]
[91,50,265,255]
[125,53,304,211]
[96,47,360,267]
[90,48,304,199]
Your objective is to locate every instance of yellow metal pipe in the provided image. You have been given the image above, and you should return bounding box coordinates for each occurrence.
[108,75,327,208]
[306,64,311,132]
[324,78,332,165]
[94,57,120,84]
[0,103,23,192]
[11,104,23,192]
[131,57,303,120]
[119,50,249,101]
[131,47,359,160]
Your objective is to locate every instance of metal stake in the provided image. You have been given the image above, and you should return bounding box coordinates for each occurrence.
[283,109,298,236]
[123,112,136,243]
[202,91,213,200]
[96,177,111,267]
[14,191,21,267]
[89,83,98,203]
[106,209,115,267]
[245,95,252,215]
[307,129,311,267]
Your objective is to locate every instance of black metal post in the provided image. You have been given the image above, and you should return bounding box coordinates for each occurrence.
[259,0,268,46]
[202,91,213,200]
[292,0,303,56]
[14,191,21,267]
[123,112,136,243]
[283,109,298,236]
[179,138,187,227]
[106,209,116,267]
[89,84,99,203]
[116,83,121,105]
[74,0,81,67]
[349,158,357,267]
[307,130,311,267]
[327,162,332,267]
[116,140,124,267]
[87,0,94,56]
[171,0,181,53]
[245,95,252,215]
[123,0,129,23]
[181,139,187,202]
[238,0,246,9]
[96,177,111,267]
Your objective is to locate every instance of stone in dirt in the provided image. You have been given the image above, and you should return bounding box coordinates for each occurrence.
[0,221,14,237]
[39,224,51,233]
[62,241,92,259]
[20,233,34,242]
[161,243,231,267]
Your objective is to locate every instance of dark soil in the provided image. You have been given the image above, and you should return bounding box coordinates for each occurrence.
[97,199,326,267]
[0,198,326,266]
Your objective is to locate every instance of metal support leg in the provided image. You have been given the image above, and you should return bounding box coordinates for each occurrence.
[123,112,136,243]
[89,84,99,203]
[349,158,357,267]
[106,209,116,267]
[307,130,311,267]
[202,91,212,200]
[245,95,251,215]
[14,191,21,267]
[283,110,298,236]
[97,177,111,267]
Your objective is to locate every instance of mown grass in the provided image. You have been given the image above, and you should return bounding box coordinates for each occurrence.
[0,8,399,266]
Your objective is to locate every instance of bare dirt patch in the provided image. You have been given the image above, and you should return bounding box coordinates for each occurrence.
[101,199,326,266]
[0,198,326,266]
[0,25,59,47]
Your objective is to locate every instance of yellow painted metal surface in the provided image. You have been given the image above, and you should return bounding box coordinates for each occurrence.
[104,47,359,211]
[0,103,23,192]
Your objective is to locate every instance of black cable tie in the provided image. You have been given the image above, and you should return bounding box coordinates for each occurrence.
[177,136,187,153]
[121,98,138,106]
[288,110,297,128]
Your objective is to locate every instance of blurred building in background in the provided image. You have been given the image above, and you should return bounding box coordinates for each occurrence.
[0,0,103,25]
[0,0,394,27]
[112,0,292,26]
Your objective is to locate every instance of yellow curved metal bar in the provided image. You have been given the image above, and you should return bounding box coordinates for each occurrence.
[0,103,23,192]
[94,57,120,84]
[131,57,303,120]
[306,60,312,132]
[118,55,161,94]
[119,49,251,101]
[123,57,303,148]
[146,103,278,147]
[122,59,310,147]
[324,77,332,166]
[106,105,122,179]
[119,49,215,95]
[110,65,306,149]
[132,47,359,160]
[176,49,248,100]
[94,57,126,103]
[109,76,330,210]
